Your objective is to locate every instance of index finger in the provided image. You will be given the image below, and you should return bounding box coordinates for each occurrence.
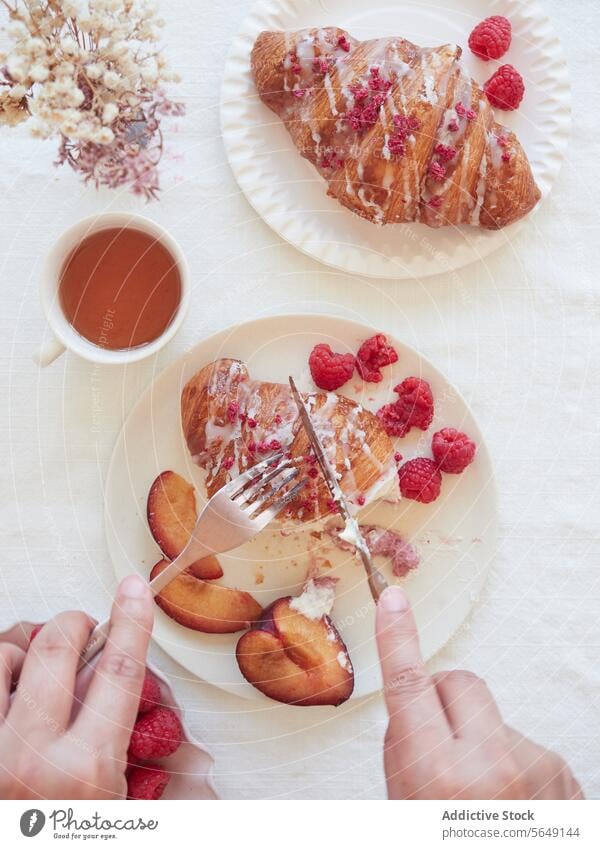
[73,575,153,757]
[376,587,450,747]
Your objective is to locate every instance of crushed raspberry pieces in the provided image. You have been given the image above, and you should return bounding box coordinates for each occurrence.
[368,66,392,93]
[308,466,319,479]
[274,414,283,425]
[468,15,512,61]
[247,418,257,429]
[398,458,442,504]
[356,334,398,383]
[484,64,525,111]
[293,87,306,98]
[344,73,391,132]
[337,34,351,52]
[455,102,467,117]
[313,56,330,75]
[432,428,476,474]
[447,118,459,132]
[388,112,420,158]
[309,343,356,391]
[356,494,366,507]
[269,439,281,451]
[394,452,403,463]
[429,161,446,183]
[435,143,457,162]
[428,195,443,208]
[222,456,235,471]
[497,135,510,148]
[227,402,239,423]
[320,149,345,170]
[247,441,256,453]
[257,441,269,453]
[466,108,477,121]
[502,151,511,162]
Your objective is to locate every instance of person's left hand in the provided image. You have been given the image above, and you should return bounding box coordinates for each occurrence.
[0,574,153,799]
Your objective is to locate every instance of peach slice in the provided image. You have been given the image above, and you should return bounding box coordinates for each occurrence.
[147,471,223,580]
[236,598,354,706]
[150,559,262,634]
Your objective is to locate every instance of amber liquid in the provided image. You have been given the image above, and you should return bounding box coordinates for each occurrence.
[59,227,182,351]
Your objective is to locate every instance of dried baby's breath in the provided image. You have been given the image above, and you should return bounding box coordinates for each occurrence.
[0,0,184,198]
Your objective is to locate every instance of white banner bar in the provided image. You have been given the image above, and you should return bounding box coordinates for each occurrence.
[1,799,598,848]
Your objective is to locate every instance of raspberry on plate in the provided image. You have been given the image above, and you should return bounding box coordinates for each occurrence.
[398,457,442,504]
[127,764,170,800]
[138,670,162,714]
[376,377,434,438]
[432,428,477,474]
[356,334,398,383]
[309,343,355,391]
[484,64,525,111]
[468,15,512,61]
[128,706,183,760]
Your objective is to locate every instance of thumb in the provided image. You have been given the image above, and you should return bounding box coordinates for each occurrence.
[376,586,446,738]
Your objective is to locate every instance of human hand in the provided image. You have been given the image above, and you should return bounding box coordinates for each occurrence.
[0,574,153,799]
[376,586,583,800]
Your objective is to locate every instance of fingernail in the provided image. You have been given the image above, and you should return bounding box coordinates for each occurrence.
[379,586,409,612]
[120,574,148,599]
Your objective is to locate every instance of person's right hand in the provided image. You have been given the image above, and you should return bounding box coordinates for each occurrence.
[376,586,583,800]
[0,574,153,800]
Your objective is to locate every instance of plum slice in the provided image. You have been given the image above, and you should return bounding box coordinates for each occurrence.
[147,470,223,580]
[236,597,354,706]
[150,559,262,634]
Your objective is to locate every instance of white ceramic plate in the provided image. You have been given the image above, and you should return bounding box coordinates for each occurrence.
[105,315,497,703]
[221,0,570,279]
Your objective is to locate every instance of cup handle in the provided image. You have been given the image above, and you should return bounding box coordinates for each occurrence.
[34,335,66,368]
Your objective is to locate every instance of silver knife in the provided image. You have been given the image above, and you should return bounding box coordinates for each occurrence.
[289,377,388,603]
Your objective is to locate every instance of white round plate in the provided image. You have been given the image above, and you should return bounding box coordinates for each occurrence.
[221,0,570,279]
[105,314,498,703]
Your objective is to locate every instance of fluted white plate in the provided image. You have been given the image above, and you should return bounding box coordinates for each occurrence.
[105,315,498,704]
[221,0,570,279]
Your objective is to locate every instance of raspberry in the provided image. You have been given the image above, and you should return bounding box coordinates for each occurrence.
[29,624,44,644]
[398,458,442,504]
[468,15,512,61]
[376,377,434,438]
[309,343,355,391]
[356,334,398,383]
[127,765,170,800]
[432,428,476,474]
[394,377,435,431]
[377,403,410,438]
[429,161,446,183]
[128,707,183,760]
[138,671,162,714]
[484,65,525,111]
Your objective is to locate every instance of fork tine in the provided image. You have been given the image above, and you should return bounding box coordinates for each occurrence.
[249,478,308,523]
[224,452,285,500]
[238,464,298,508]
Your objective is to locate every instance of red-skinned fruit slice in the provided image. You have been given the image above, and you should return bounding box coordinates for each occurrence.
[236,597,354,706]
[147,471,223,580]
[150,559,262,634]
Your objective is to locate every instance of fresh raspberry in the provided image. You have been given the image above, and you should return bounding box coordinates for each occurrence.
[432,428,477,474]
[128,707,183,760]
[29,624,44,644]
[356,334,398,383]
[393,377,434,431]
[127,765,170,800]
[309,343,355,391]
[138,671,162,714]
[468,16,512,61]
[398,458,442,504]
[484,65,525,111]
[376,377,434,438]
[377,403,410,438]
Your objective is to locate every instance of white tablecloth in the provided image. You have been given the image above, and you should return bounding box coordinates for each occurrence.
[1,0,598,800]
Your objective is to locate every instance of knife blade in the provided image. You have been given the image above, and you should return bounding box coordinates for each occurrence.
[289,377,388,603]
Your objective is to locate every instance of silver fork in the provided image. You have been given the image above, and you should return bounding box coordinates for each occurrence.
[78,452,306,669]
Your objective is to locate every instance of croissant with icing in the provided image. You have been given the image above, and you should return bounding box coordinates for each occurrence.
[251,27,541,229]
[181,358,398,521]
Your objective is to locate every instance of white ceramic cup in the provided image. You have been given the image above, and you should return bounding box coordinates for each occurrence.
[35,212,190,367]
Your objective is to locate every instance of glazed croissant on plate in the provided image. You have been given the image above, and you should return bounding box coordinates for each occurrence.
[181,358,398,520]
[251,27,541,229]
